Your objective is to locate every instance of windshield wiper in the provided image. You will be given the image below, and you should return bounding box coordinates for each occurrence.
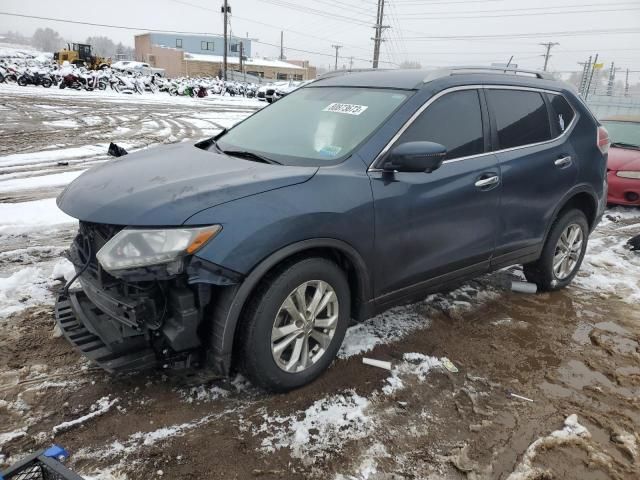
[611,142,640,150]
[222,150,281,165]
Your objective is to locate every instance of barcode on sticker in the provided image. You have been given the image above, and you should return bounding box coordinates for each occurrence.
[323,103,368,115]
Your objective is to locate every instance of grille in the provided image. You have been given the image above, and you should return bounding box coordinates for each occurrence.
[5,463,70,480]
[72,221,123,287]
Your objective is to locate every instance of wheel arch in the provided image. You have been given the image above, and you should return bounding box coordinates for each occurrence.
[547,186,599,239]
[207,238,373,375]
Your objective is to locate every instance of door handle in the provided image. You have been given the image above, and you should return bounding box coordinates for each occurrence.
[475,175,500,188]
[554,156,572,168]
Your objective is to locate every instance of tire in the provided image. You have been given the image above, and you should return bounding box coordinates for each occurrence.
[523,209,589,291]
[0,73,4,83]
[239,257,351,392]
[59,82,66,89]
[17,77,28,87]
[42,78,52,88]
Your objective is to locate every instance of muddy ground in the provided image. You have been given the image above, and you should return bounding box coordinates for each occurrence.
[0,85,639,480]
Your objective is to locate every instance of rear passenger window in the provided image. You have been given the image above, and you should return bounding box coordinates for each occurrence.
[487,90,552,149]
[549,94,575,134]
[398,89,484,160]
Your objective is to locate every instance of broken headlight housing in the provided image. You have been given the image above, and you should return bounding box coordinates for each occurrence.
[96,225,221,273]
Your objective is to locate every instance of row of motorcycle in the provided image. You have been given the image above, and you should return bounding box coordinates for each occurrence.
[0,61,261,97]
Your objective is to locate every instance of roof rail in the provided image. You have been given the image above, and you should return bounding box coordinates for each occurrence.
[317,68,391,80]
[423,66,555,82]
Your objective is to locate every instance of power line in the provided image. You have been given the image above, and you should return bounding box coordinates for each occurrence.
[393,1,639,16]
[402,28,640,41]
[394,6,640,20]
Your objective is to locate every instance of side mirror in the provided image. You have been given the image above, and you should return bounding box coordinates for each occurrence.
[382,141,447,173]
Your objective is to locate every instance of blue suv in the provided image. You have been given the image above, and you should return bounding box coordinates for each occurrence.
[56,67,609,391]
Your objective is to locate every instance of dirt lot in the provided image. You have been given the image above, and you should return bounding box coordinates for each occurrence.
[1,84,639,480]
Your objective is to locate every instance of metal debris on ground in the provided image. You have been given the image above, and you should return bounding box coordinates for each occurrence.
[362,358,392,370]
[511,281,538,294]
[107,142,128,157]
[627,234,640,251]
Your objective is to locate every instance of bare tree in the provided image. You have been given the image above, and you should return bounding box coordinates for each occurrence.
[31,28,64,52]
[86,36,116,58]
[400,60,422,69]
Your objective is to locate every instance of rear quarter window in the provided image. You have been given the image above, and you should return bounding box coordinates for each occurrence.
[487,89,552,149]
[549,94,576,134]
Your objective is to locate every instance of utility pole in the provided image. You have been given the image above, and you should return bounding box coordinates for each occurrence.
[578,56,591,96]
[349,56,354,71]
[221,0,230,81]
[540,42,559,71]
[606,62,616,96]
[372,0,389,68]
[584,53,598,101]
[625,68,630,97]
[240,41,244,82]
[280,31,284,60]
[331,44,342,70]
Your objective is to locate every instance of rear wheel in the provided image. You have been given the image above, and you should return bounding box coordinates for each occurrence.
[523,209,589,291]
[41,78,52,88]
[239,257,350,391]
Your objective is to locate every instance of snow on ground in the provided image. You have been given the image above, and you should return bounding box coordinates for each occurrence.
[0,170,85,192]
[0,144,108,168]
[0,198,76,235]
[53,397,119,435]
[0,259,74,317]
[255,391,372,460]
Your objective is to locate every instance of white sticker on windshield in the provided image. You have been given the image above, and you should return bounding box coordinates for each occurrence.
[323,103,368,115]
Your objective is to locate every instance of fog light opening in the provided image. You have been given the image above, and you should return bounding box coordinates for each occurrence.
[624,191,639,202]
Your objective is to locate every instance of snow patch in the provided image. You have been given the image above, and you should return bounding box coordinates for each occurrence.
[382,353,443,394]
[53,396,119,435]
[256,391,372,461]
[0,170,85,192]
[0,198,76,234]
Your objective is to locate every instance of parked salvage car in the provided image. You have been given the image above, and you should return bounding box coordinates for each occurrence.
[55,67,608,391]
[601,116,640,206]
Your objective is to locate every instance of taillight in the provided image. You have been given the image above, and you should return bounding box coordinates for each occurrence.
[597,126,610,154]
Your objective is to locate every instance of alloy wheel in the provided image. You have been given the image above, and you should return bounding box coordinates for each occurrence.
[553,223,584,280]
[271,280,339,373]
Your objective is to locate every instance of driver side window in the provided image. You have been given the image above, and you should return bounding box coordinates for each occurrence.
[398,89,485,160]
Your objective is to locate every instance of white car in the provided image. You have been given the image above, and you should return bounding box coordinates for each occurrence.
[111,61,165,77]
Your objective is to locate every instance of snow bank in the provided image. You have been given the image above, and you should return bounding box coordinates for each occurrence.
[0,198,76,234]
[506,414,591,480]
[0,259,74,318]
[0,170,85,192]
[53,396,119,435]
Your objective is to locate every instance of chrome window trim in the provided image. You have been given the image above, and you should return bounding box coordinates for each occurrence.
[368,84,577,172]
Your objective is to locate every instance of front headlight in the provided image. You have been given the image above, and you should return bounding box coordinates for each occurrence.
[96,225,221,273]
[616,171,640,179]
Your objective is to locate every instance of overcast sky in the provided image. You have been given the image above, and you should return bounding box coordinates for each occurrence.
[1,0,639,76]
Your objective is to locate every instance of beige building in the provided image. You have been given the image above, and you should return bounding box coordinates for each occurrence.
[135,33,315,81]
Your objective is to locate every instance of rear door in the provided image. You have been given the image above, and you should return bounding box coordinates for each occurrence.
[370,88,501,301]
[486,88,578,264]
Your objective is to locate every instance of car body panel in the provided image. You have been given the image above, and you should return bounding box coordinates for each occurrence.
[607,146,640,205]
[186,155,375,277]
[56,142,318,225]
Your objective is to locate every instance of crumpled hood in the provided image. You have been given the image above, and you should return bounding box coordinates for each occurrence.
[608,146,640,171]
[57,142,317,225]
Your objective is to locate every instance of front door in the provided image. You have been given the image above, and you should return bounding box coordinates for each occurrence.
[369,88,500,302]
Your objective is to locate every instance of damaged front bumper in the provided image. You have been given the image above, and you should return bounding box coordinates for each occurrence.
[54,221,242,374]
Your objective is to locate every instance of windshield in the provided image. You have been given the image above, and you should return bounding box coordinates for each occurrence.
[217,87,411,166]
[601,120,640,149]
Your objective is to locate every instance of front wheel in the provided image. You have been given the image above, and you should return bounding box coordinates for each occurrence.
[239,257,350,392]
[523,209,589,291]
[41,78,52,88]
[17,76,28,87]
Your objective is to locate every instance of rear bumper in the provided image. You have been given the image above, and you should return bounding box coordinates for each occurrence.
[607,172,640,205]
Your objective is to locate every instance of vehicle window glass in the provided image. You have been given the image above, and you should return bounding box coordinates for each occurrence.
[397,90,484,160]
[217,87,410,166]
[488,89,552,149]
[549,94,575,134]
[601,120,640,148]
